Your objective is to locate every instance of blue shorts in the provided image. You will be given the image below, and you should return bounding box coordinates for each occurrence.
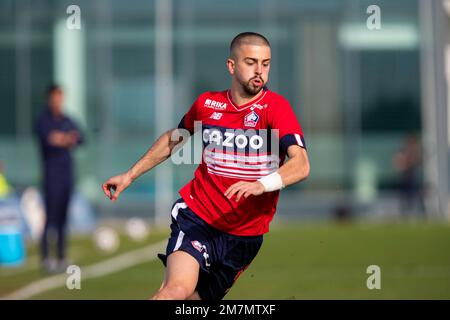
[158,198,263,300]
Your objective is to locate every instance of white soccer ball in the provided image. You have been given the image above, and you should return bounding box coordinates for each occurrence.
[93,226,120,253]
[125,218,150,242]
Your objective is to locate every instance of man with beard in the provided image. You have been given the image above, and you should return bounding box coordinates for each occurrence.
[102,32,310,300]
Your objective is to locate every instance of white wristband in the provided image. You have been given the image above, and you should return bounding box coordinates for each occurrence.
[258,172,284,192]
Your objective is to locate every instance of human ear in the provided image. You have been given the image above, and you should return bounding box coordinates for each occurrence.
[227,58,235,75]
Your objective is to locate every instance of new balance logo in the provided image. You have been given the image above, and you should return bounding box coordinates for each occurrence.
[204,99,227,110]
[210,112,223,120]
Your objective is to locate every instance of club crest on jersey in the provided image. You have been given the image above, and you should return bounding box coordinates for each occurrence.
[244,111,259,127]
[204,99,227,110]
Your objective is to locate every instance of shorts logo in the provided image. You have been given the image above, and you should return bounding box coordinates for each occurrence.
[191,240,204,252]
[244,111,259,127]
[204,99,227,110]
[191,240,211,267]
[210,112,223,120]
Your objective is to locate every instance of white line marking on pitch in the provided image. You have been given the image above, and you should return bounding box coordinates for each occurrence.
[1,239,166,300]
[0,246,85,277]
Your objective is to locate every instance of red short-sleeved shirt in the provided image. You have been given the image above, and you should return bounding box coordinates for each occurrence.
[177,87,306,236]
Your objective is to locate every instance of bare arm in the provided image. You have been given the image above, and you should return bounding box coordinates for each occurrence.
[128,128,183,181]
[224,145,310,202]
[276,145,310,187]
[102,128,183,201]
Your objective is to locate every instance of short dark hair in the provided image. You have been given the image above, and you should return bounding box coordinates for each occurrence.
[46,84,62,98]
[229,32,270,57]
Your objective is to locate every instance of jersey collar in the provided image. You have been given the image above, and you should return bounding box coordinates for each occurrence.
[226,87,268,111]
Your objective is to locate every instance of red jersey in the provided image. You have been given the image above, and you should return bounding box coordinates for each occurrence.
[177,87,306,236]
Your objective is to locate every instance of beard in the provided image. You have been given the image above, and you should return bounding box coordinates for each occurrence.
[240,76,265,96]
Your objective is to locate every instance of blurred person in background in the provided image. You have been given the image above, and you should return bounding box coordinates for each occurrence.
[393,134,425,218]
[0,161,12,199]
[35,84,84,273]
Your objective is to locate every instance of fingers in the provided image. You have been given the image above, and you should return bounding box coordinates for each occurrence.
[243,190,252,199]
[102,182,112,199]
[225,181,256,202]
[235,187,247,202]
[235,184,256,202]
[102,173,131,202]
[224,181,245,199]
[111,186,122,202]
[102,180,118,201]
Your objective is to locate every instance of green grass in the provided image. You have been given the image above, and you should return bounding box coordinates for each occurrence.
[1,222,450,299]
[228,222,450,299]
[0,230,168,297]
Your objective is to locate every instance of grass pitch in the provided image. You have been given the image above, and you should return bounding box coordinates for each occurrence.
[1,222,449,299]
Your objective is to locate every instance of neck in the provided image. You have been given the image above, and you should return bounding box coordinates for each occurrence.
[49,109,63,119]
[230,81,263,106]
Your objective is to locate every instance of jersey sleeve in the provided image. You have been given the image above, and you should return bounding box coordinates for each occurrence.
[266,98,307,155]
[177,95,202,135]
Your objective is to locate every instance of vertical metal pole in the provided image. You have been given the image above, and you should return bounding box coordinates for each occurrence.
[15,1,31,139]
[342,0,362,203]
[96,0,115,217]
[259,0,278,90]
[15,1,31,186]
[419,0,449,219]
[435,0,450,220]
[443,1,450,221]
[53,19,86,127]
[155,0,174,227]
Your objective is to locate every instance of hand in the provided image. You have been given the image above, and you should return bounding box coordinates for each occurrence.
[67,130,80,145]
[102,172,133,202]
[48,131,66,146]
[48,130,79,148]
[224,181,265,202]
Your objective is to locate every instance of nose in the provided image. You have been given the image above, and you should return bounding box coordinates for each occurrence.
[255,64,262,75]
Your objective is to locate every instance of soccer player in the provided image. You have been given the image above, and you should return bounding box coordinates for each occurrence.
[102,32,310,300]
